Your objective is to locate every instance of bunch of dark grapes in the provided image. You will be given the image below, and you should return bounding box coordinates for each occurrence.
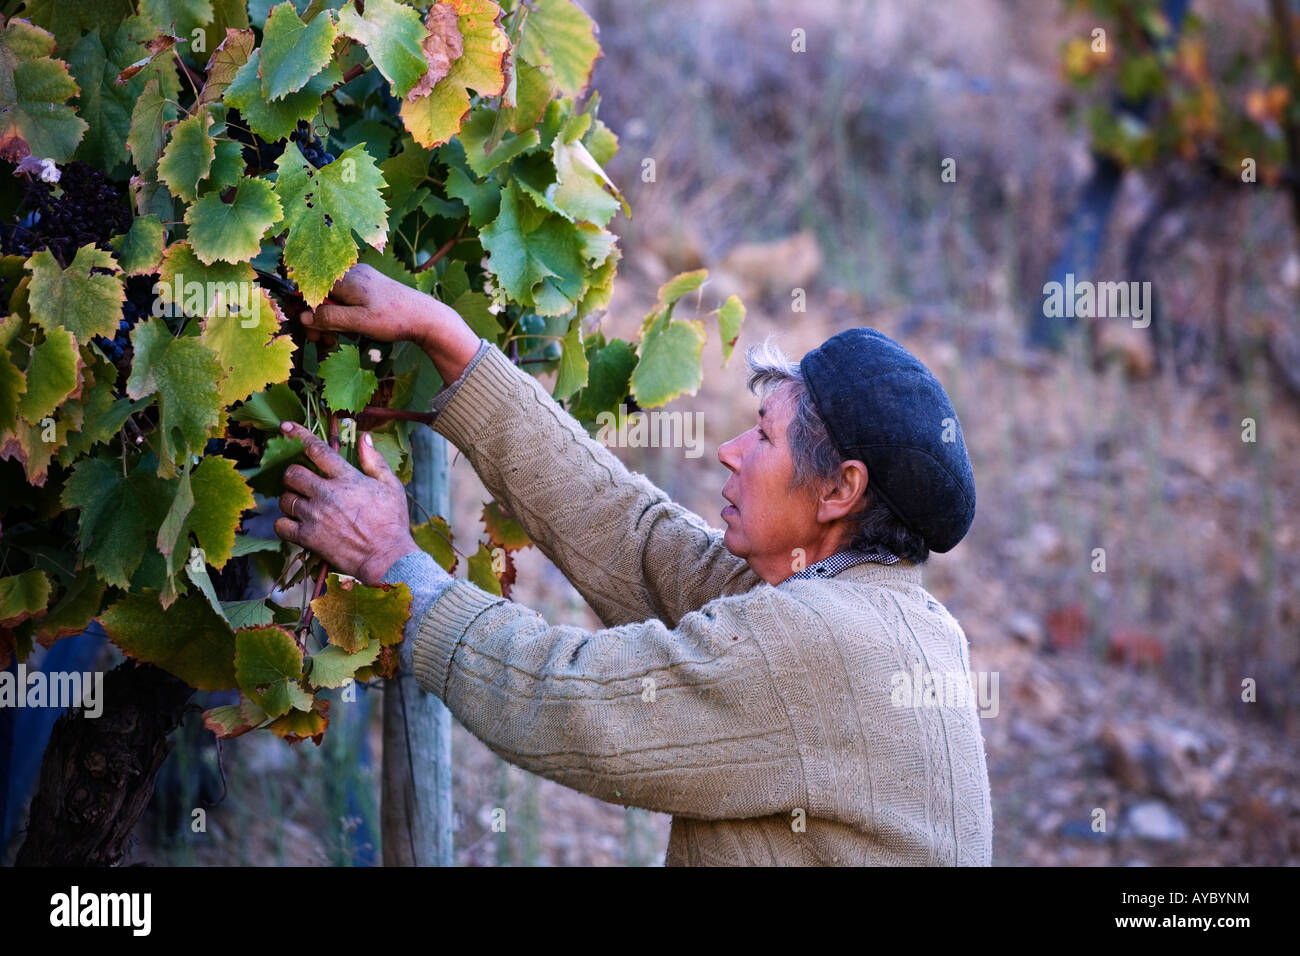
[93,274,158,379]
[290,120,335,167]
[226,108,283,173]
[0,162,132,262]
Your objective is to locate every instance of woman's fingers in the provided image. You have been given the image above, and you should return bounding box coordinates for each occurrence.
[283,463,325,496]
[358,431,401,487]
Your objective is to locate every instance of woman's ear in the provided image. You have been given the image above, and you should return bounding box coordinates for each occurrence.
[817,459,869,523]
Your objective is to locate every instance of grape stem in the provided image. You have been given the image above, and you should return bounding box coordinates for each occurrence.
[413,226,465,273]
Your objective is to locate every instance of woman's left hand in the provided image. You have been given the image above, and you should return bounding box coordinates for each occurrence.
[273,421,418,585]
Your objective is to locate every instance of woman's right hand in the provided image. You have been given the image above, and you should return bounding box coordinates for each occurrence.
[302,263,483,383]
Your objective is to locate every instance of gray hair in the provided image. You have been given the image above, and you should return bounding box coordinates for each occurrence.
[744,335,929,564]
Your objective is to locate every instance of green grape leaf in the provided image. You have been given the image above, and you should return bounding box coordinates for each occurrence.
[231,382,306,431]
[307,638,381,689]
[479,183,585,315]
[631,313,707,409]
[399,0,508,149]
[2,384,86,487]
[198,27,255,106]
[458,106,540,177]
[259,2,336,101]
[717,294,745,365]
[62,456,170,588]
[466,542,501,596]
[242,434,305,497]
[552,133,627,227]
[517,0,600,98]
[158,110,215,202]
[202,694,267,738]
[499,56,553,134]
[100,590,238,691]
[657,269,708,307]
[275,141,389,305]
[201,285,294,405]
[481,500,530,552]
[584,116,618,166]
[235,625,308,718]
[126,317,224,475]
[139,0,215,42]
[27,245,124,343]
[444,163,500,226]
[310,574,412,653]
[200,139,245,195]
[0,349,24,435]
[223,48,343,141]
[33,569,105,647]
[265,697,328,742]
[0,18,89,162]
[222,599,275,630]
[551,315,587,400]
[19,0,136,55]
[337,0,428,99]
[111,214,166,275]
[450,289,500,341]
[58,357,145,463]
[231,535,282,558]
[15,326,81,424]
[160,454,253,574]
[411,514,456,572]
[185,176,284,265]
[127,76,176,174]
[319,343,378,414]
[569,335,636,421]
[0,570,50,628]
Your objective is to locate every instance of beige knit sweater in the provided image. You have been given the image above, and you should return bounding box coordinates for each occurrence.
[410,343,994,866]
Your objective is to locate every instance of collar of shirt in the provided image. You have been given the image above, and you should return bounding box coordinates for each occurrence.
[779,547,900,585]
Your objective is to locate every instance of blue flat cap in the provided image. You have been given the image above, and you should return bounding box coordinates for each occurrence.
[801,327,976,553]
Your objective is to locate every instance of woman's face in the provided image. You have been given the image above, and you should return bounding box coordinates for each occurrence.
[717,383,828,583]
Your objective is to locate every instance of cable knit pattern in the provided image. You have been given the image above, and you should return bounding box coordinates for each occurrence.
[411,341,993,866]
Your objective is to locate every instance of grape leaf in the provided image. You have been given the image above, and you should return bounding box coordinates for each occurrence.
[406,1,464,99]
[274,141,389,306]
[235,625,309,718]
[458,106,540,176]
[0,348,24,435]
[399,0,508,149]
[57,356,146,463]
[198,26,254,106]
[62,456,171,588]
[27,245,124,344]
[718,294,745,365]
[307,638,381,689]
[126,317,224,475]
[551,315,587,400]
[19,0,137,55]
[516,0,599,98]
[33,569,105,648]
[657,269,708,307]
[231,382,305,431]
[479,182,585,315]
[159,455,253,581]
[551,133,627,227]
[466,542,501,596]
[411,514,456,572]
[337,0,429,99]
[630,311,707,409]
[100,590,238,691]
[15,326,81,425]
[0,570,50,628]
[265,697,328,743]
[201,285,294,405]
[127,76,176,174]
[158,110,216,202]
[319,343,378,413]
[203,694,267,738]
[111,214,165,275]
[310,574,412,653]
[185,176,284,265]
[139,0,215,43]
[444,161,501,227]
[259,2,336,101]
[200,139,245,195]
[223,48,343,141]
[0,18,89,162]
[481,500,530,551]
[242,434,305,497]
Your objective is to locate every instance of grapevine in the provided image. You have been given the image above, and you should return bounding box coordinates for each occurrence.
[0,0,746,745]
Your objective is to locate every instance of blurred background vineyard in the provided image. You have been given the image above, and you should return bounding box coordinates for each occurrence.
[11,0,1297,866]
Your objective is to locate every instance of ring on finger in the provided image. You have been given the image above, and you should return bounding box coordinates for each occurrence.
[286,494,298,519]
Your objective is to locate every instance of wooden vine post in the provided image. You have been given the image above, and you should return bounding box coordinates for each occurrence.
[381,424,454,866]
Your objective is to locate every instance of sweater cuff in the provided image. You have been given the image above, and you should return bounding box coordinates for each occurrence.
[380,549,455,671]
[428,338,492,419]
[410,580,508,699]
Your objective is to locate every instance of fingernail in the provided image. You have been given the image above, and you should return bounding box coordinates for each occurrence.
[363,433,373,447]
[280,420,293,433]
